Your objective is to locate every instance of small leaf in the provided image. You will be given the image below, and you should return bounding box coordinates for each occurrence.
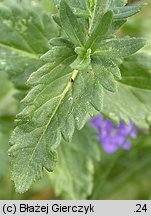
[49,38,74,48]
[93,38,147,58]
[98,57,121,80]
[49,37,74,48]
[70,55,91,70]
[71,47,91,70]
[90,0,111,32]
[92,58,117,92]
[40,46,74,64]
[52,15,62,27]
[86,11,113,51]
[90,83,104,112]
[113,4,145,20]
[60,0,85,46]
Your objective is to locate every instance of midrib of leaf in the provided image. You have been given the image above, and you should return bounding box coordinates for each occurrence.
[28,54,77,103]
[0,43,38,59]
[19,69,79,183]
[92,49,109,55]
[73,57,87,68]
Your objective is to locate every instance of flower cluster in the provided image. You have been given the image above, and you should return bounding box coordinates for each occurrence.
[91,115,137,154]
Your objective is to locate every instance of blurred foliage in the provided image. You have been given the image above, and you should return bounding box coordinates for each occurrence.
[91,0,151,200]
[91,131,151,199]
[123,0,151,51]
[0,0,151,200]
[49,125,101,200]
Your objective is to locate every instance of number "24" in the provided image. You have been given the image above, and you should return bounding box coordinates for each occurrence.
[135,204,147,213]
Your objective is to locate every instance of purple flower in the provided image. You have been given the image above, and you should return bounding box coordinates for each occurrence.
[90,114,137,154]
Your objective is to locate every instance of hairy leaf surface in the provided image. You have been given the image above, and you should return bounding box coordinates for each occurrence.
[90,0,111,32]
[60,0,85,46]
[8,46,105,192]
[113,4,145,20]
[93,38,147,57]
[8,0,148,192]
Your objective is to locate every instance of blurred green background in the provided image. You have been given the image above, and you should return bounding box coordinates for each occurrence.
[0,0,151,200]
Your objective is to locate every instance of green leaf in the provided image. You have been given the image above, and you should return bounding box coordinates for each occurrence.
[121,2,151,44]
[49,37,74,48]
[67,0,88,10]
[93,38,147,58]
[109,19,126,34]
[92,57,117,92]
[8,44,108,192]
[54,0,90,23]
[113,4,145,20]
[86,11,113,50]
[108,2,144,33]
[7,0,148,193]
[102,53,151,128]
[40,46,74,65]
[97,57,122,80]
[70,55,91,70]
[60,0,85,46]
[70,47,91,70]
[120,53,151,90]
[54,0,88,10]
[0,2,58,91]
[71,7,90,18]
[52,14,62,27]
[49,124,101,199]
[90,0,111,32]
[110,0,128,8]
